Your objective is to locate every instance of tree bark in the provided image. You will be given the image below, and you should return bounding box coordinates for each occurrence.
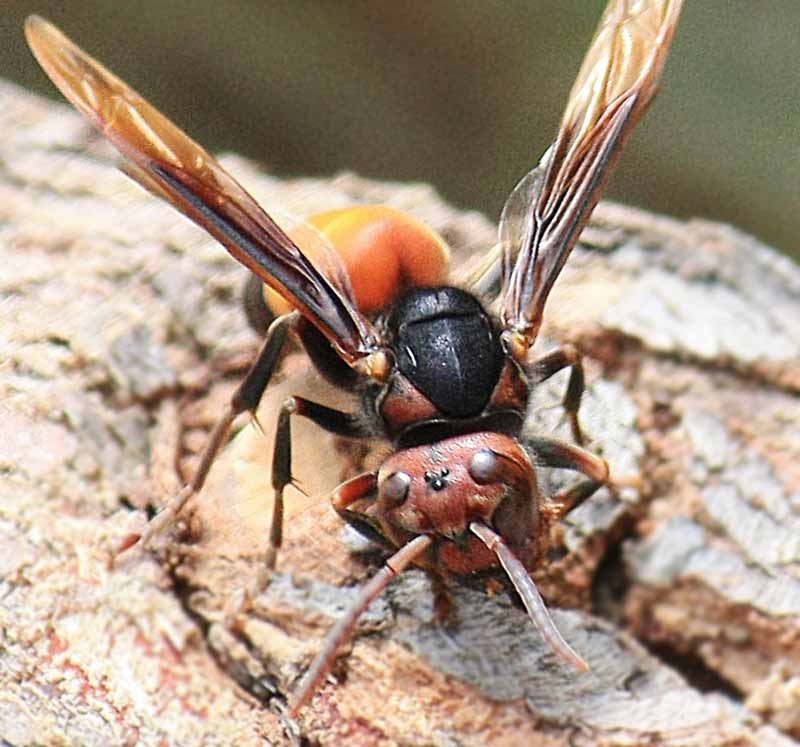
[1,80,798,746]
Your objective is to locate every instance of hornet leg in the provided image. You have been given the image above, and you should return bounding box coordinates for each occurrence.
[266,397,371,570]
[531,345,585,445]
[229,403,372,620]
[526,435,610,521]
[118,313,295,558]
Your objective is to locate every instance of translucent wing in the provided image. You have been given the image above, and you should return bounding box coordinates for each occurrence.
[500,0,682,345]
[25,16,378,366]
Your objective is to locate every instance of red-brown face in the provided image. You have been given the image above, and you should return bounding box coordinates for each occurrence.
[373,432,539,575]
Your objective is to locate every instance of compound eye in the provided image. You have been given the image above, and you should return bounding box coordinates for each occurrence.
[381,471,412,507]
[468,448,501,484]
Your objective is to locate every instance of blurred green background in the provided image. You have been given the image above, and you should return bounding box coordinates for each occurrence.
[3,1,799,260]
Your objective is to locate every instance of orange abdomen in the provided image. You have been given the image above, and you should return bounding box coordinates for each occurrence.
[264,205,450,316]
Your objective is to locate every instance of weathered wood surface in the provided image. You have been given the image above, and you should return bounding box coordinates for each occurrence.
[1,80,798,746]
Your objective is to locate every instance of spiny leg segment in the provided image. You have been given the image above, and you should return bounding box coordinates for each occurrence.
[118,312,296,557]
